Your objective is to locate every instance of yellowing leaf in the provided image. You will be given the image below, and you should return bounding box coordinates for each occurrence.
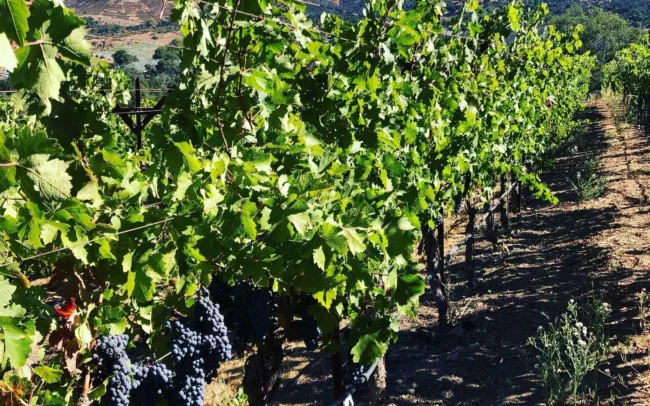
[340,228,366,256]
[313,246,326,271]
[0,33,17,72]
[172,172,192,201]
[288,212,310,235]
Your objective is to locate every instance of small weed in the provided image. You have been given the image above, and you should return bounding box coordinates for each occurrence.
[571,156,607,202]
[528,299,611,405]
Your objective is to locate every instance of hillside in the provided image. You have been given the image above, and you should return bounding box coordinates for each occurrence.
[487,0,650,27]
[67,0,650,27]
[66,0,172,25]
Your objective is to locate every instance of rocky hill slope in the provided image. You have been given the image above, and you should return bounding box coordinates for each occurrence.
[66,0,172,24]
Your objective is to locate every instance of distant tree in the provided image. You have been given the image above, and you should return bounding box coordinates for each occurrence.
[551,6,643,90]
[112,50,139,66]
[0,78,12,92]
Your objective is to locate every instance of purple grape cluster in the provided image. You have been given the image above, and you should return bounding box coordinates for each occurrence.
[131,361,173,406]
[454,195,466,215]
[93,335,131,406]
[167,292,231,405]
[209,279,279,350]
[348,361,366,384]
[299,295,321,351]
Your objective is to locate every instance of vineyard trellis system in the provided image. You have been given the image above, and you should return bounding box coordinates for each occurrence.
[0,0,593,405]
[604,35,650,135]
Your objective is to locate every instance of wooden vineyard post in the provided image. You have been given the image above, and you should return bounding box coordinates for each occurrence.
[331,350,345,398]
[243,353,264,406]
[111,80,170,150]
[485,201,497,249]
[465,202,476,285]
[135,77,143,151]
[370,357,387,406]
[242,335,284,406]
[510,178,522,215]
[516,180,522,214]
[437,219,449,330]
[499,174,510,235]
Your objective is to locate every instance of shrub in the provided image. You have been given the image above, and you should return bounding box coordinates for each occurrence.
[571,156,607,201]
[528,299,611,405]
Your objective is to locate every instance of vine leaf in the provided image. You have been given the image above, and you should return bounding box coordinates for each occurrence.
[8,1,90,109]
[313,246,326,271]
[33,365,63,383]
[13,44,66,110]
[20,155,72,200]
[0,320,33,368]
[0,285,33,369]
[0,0,30,47]
[288,212,310,235]
[0,279,16,307]
[340,227,366,256]
[348,316,392,364]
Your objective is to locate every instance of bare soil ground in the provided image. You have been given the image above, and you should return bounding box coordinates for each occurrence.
[207,98,650,405]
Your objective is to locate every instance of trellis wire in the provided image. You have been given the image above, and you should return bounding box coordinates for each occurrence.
[0,218,173,270]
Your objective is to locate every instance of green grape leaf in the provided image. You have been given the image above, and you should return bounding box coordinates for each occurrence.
[0,0,30,46]
[0,318,32,368]
[0,278,16,308]
[129,266,155,302]
[87,377,109,400]
[34,365,63,383]
[19,155,72,200]
[348,316,393,364]
[392,273,425,307]
[174,142,202,173]
[172,172,192,201]
[13,129,62,159]
[340,228,366,256]
[55,27,91,65]
[288,212,310,235]
[240,214,257,240]
[13,44,66,109]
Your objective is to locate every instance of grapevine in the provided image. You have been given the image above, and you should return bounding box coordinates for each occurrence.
[0,0,593,404]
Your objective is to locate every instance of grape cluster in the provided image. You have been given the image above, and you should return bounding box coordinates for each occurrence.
[93,335,131,406]
[348,361,366,384]
[168,319,203,362]
[453,195,466,215]
[209,279,279,350]
[247,287,279,341]
[433,214,443,226]
[131,361,173,406]
[167,292,231,406]
[299,295,321,351]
